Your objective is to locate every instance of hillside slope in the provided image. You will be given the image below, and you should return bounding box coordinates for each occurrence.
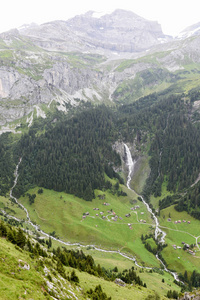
[1,10,200,128]
[0,221,171,300]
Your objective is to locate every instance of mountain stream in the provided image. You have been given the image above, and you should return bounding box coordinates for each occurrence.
[6,154,182,282]
[124,143,182,282]
[124,143,166,243]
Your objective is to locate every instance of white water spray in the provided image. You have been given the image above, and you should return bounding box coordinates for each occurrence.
[124,143,166,242]
[123,143,182,282]
[7,155,181,282]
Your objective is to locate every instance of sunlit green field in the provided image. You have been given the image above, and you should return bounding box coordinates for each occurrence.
[3,178,200,290]
[159,205,200,274]
[0,196,27,220]
[17,186,161,268]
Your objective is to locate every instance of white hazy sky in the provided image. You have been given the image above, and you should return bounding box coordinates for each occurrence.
[1,0,200,36]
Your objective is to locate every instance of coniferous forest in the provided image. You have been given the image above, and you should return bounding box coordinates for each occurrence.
[3,10,200,299]
[13,106,122,200]
[1,90,200,217]
[2,88,200,297]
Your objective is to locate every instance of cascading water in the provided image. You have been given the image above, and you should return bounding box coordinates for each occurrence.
[124,143,166,242]
[123,143,182,282]
[10,158,31,223]
[9,158,80,242]
[8,154,182,282]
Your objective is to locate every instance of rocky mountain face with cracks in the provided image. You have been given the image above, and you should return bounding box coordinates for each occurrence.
[0,9,200,128]
[19,9,168,53]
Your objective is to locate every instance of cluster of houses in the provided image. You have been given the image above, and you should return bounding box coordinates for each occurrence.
[82,208,122,221]
[95,211,104,216]
[111,215,119,221]
[125,206,143,217]
[128,223,133,229]
[172,242,195,255]
[82,211,90,219]
[130,205,140,210]
[110,212,124,222]
[182,242,195,255]
[92,208,106,218]
[167,218,191,224]
[172,244,182,250]
[140,219,147,223]
[174,219,191,224]
[82,202,143,224]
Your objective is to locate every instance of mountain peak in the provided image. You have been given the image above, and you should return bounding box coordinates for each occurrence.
[178,21,200,39]
[108,8,144,18]
[65,9,166,52]
[17,9,171,54]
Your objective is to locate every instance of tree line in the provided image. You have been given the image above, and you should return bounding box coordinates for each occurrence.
[13,105,122,200]
[1,89,200,214]
[118,92,200,203]
[0,220,146,290]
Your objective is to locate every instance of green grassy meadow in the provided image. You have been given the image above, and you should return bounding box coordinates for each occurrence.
[3,180,200,294]
[0,237,48,300]
[159,205,200,274]
[17,186,162,268]
[13,183,200,276]
[74,266,171,300]
[0,196,27,220]
[67,246,181,298]
[0,215,181,300]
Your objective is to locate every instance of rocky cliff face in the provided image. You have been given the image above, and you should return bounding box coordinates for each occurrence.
[178,22,200,39]
[20,9,169,53]
[64,9,167,52]
[0,9,200,128]
[0,58,105,125]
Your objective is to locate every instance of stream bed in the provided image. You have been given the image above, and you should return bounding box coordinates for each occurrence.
[6,153,182,282]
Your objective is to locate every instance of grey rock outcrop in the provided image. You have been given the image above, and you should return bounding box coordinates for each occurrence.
[20,9,169,53]
[65,9,167,53]
[0,9,200,127]
[178,22,200,39]
[179,292,200,300]
[114,278,126,287]
[43,62,99,94]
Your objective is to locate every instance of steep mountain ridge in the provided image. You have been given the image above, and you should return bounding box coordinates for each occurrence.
[0,9,200,128]
[178,21,200,39]
[20,9,168,53]
[64,9,167,52]
[2,10,200,299]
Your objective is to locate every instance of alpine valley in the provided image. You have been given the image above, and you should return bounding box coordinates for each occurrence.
[1,9,200,300]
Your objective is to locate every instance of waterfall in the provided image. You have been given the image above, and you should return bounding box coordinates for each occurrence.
[123,143,166,242]
[124,143,136,190]
[7,153,182,283]
[123,143,184,282]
